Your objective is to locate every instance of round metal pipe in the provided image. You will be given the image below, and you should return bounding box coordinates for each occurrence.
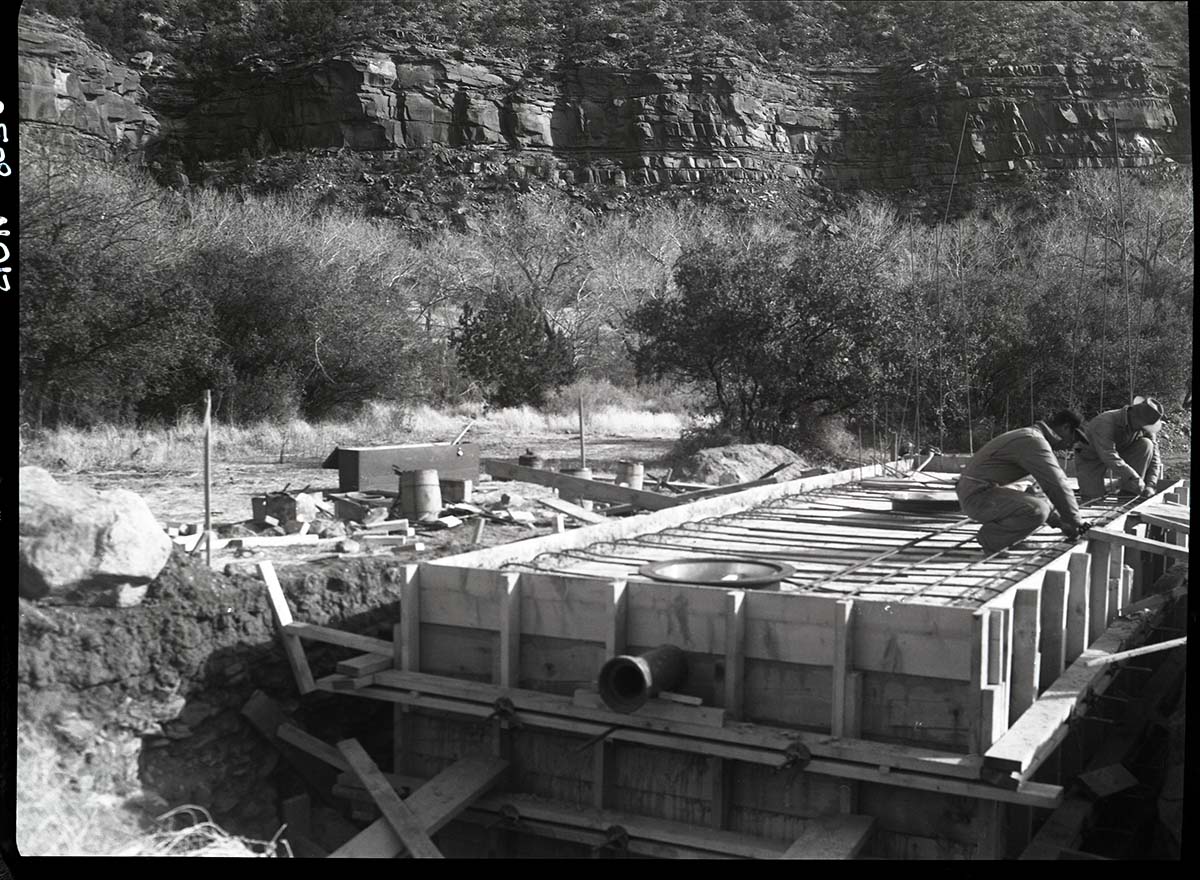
[597,644,687,714]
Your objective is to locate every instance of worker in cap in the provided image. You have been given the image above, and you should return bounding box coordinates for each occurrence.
[957,410,1088,554]
[1076,396,1164,501]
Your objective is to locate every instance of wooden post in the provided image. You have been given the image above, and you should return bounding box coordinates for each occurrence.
[831,599,855,737]
[395,564,419,776]
[1107,545,1125,622]
[578,395,586,469]
[203,389,213,566]
[1087,539,1111,645]
[498,572,521,688]
[260,562,316,695]
[1038,571,1068,693]
[1064,553,1091,664]
[723,590,746,720]
[1009,587,1041,726]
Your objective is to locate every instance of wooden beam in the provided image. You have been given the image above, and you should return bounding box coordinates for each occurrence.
[831,599,855,738]
[1064,553,1091,665]
[277,722,350,772]
[395,563,419,778]
[1009,587,1041,726]
[537,496,606,524]
[330,755,510,859]
[723,590,746,720]
[778,814,875,859]
[983,588,1177,778]
[259,562,316,695]
[1086,528,1188,559]
[282,622,392,656]
[1038,571,1068,693]
[1084,636,1185,667]
[485,459,684,510]
[336,738,443,858]
[336,653,394,677]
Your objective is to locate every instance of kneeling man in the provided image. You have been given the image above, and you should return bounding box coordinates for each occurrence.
[1076,396,1164,501]
[957,410,1087,554]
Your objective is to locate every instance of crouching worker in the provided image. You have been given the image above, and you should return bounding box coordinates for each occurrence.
[1076,396,1164,501]
[957,410,1088,554]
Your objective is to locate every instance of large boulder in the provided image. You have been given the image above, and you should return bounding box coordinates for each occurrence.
[19,467,172,607]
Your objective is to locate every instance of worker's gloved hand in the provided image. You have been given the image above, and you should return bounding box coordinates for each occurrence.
[1140,482,1156,499]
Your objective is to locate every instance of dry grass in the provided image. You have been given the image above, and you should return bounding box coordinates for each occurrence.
[15,726,146,857]
[111,806,290,858]
[20,400,695,473]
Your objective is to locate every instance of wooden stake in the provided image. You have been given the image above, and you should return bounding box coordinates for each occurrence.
[578,395,586,469]
[204,389,213,566]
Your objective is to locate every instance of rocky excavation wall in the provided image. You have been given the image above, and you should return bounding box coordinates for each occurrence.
[16,550,408,841]
[18,11,1190,194]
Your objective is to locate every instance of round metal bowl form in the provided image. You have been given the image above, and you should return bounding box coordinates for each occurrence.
[637,557,795,589]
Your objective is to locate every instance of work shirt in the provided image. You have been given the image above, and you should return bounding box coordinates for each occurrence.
[1079,407,1163,487]
[960,423,1080,521]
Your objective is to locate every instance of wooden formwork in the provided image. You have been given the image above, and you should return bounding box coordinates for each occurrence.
[267,463,1189,859]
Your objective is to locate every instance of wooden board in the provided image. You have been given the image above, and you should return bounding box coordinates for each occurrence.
[336,738,444,858]
[330,442,480,491]
[329,754,510,859]
[259,563,316,695]
[485,459,685,510]
[537,496,607,524]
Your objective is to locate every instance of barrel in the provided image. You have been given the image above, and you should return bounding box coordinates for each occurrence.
[559,466,593,510]
[518,449,544,468]
[398,469,442,521]
[615,459,645,490]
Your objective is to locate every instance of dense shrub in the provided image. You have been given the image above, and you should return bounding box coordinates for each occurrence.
[450,284,576,408]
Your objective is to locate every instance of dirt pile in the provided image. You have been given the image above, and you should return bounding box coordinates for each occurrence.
[16,548,409,848]
[670,443,814,486]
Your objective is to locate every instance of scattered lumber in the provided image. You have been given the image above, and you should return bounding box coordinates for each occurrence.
[352,519,411,535]
[282,622,392,655]
[537,496,606,524]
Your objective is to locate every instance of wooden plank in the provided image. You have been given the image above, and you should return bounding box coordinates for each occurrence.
[362,668,989,782]
[230,533,334,548]
[1064,553,1091,665]
[277,723,350,772]
[336,653,394,677]
[331,755,510,858]
[572,690,726,728]
[433,460,910,569]
[1008,587,1041,726]
[1038,571,1068,693]
[336,739,444,858]
[498,572,521,688]
[778,814,875,859]
[983,588,1177,777]
[282,622,391,656]
[259,562,316,695]
[724,590,746,720]
[485,458,683,510]
[1086,539,1111,645]
[1107,545,1125,625]
[1084,636,1185,667]
[1087,528,1188,559]
[537,495,606,524]
[831,599,855,737]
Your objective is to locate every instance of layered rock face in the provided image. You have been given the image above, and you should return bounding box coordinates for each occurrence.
[17,13,160,158]
[175,45,1191,190]
[17,11,1190,193]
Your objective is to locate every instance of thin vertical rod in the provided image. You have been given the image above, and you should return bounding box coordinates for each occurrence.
[204,389,213,567]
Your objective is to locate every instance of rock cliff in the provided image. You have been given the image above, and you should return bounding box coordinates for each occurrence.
[18,12,1191,198]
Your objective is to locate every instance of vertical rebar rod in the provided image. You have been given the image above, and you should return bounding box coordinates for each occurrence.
[578,395,586,470]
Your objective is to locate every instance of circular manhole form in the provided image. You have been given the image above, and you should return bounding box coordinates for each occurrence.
[637,557,795,589]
